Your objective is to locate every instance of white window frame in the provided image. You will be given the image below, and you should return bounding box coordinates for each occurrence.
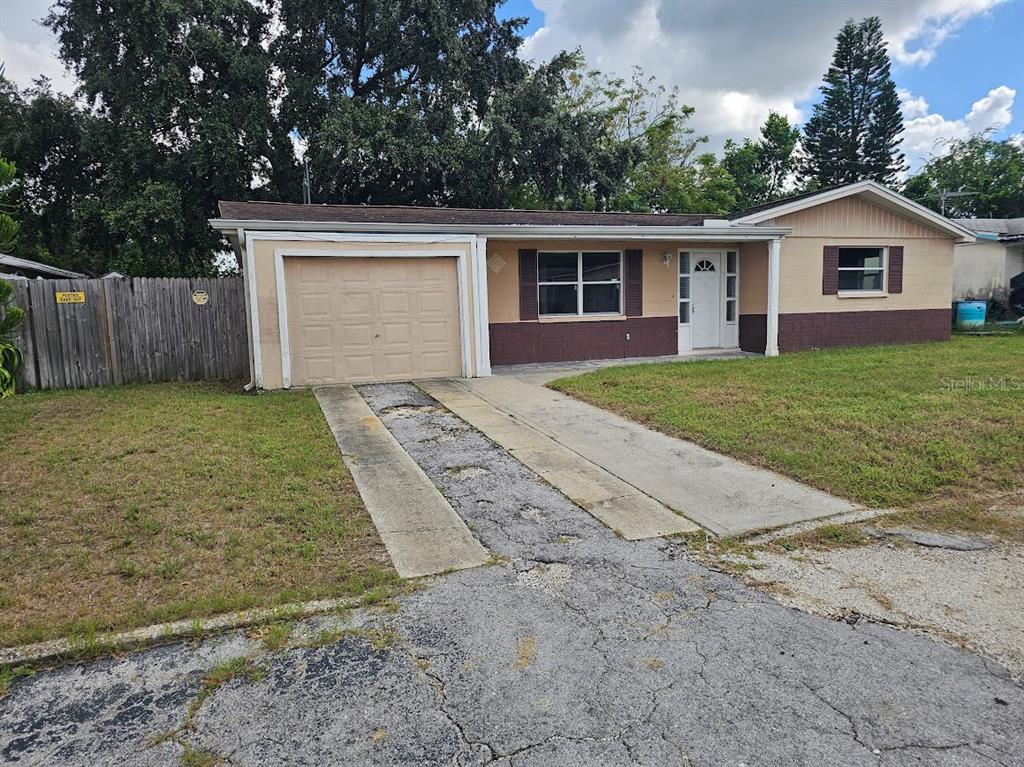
[537,250,623,317]
[724,250,739,325]
[837,246,887,295]
[678,251,691,325]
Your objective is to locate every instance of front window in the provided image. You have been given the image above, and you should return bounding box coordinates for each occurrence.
[838,247,885,292]
[538,251,622,316]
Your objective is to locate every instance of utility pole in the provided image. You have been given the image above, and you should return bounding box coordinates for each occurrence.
[302,157,312,205]
[940,189,979,217]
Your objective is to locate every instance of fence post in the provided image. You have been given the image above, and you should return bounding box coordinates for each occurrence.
[100,277,122,386]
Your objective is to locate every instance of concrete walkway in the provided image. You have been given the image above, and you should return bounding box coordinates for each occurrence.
[419,380,698,540]
[437,368,858,536]
[314,386,489,577]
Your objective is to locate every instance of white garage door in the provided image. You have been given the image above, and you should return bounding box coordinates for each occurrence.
[285,256,463,385]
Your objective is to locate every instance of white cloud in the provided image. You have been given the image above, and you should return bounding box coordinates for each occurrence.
[902,85,1016,166]
[898,88,931,119]
[522,0,1005,153]
[0,31,77,94]
[887,0,1004,66]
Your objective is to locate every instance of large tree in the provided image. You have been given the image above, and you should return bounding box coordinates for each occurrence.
[275,0,527,206]
[904,137,1024,218]
[6,1,778,275]
[722,111,800,209]
[801,17,906,188]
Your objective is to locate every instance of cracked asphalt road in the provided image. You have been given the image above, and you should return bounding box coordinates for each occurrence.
[2,382,1022,766]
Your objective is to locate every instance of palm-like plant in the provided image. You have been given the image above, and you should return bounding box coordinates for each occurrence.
[0,156,19,252]
[0,279,24,397]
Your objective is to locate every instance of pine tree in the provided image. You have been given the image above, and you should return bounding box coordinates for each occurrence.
[801,17,906,188]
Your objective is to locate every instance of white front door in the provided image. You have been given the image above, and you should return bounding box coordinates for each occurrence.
[691,253,722,348]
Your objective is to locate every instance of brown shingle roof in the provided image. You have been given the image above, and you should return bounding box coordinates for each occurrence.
[216,200,711,227]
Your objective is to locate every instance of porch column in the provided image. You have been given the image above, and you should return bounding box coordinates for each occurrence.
[472,235,492,376]
[765,237,781,357]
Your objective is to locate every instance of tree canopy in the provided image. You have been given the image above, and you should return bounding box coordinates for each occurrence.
[904,137,1024,219]
[722,111,800,210]
[1,1,755,276]
[801,16,905,188]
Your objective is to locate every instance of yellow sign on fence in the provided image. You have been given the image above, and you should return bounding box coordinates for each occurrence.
[55,291,86,304]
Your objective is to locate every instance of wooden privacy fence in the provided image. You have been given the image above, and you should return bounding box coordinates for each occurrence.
[10,277,249,391]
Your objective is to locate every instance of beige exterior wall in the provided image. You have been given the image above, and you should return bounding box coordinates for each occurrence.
[769,196,957,314]
[485,239,751,324]
[738,242,768,314]
[953,240,1024,301]
[249,238,474,389]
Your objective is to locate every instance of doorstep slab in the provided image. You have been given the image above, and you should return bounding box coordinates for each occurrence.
[418,379,699,540]
[314,385,490,578]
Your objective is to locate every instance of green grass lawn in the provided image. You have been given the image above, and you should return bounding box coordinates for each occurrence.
[0,382,398,648]
[550,337,1024,520]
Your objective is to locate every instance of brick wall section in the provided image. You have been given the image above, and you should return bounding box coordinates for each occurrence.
[778,308,951,352]
[738,314,767,354]
[489,316,677,365]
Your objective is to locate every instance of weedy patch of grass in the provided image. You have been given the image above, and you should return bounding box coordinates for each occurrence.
[179,743,223,767]
[771,523,871,552]
[0,382,400,647]
[253,621,294,651]
[182,655,269,731]
[0,664,34,698]
[552,337,1024,534]
[882,491,1024,543]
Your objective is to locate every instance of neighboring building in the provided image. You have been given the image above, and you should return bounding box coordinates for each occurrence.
[210,180,973,389]
[950,218,1024,302]
[0,253,84,280]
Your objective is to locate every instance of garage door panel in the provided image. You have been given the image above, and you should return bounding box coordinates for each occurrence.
[331,261,369,286]
[418,351,453,376]
[298,324,334,350]
[379,291,411,315]
[296,293,331,318]
[338,292,372,319]
[420,321,450,344]
[341,324,374,348]
[303,357,337,382]
[285,255,462,385]
[343,355,375,379]
[381,322,411,345]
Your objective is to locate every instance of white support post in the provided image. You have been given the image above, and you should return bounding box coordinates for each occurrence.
[765,238,781,357]
[472,236,491,376]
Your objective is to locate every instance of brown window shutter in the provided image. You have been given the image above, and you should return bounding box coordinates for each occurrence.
[519,249,538,320]
[624,249,643,316]
[888,246,904,293]
[822,246,839,295]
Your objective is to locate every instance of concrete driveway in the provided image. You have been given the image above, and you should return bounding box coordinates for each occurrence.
[2,382,1021,766]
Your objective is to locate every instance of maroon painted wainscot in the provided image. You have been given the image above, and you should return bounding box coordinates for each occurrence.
[489,317,677,365]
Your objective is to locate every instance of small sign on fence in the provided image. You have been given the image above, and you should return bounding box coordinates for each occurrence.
[55,291,86,304]
[191,289,209,306]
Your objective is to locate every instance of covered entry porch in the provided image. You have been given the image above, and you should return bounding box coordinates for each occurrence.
[482,234,785,367]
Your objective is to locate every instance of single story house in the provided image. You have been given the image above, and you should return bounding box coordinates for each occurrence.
[210,180,974,389]
[950,218,1024,303]
[0,253,84,280]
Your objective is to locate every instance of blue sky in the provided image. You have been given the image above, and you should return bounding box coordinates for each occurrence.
[3,0,1022,171]
[501,0,1024,170]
